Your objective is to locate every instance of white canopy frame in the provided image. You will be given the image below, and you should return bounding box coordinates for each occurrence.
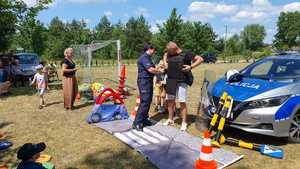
[72,40,122,83]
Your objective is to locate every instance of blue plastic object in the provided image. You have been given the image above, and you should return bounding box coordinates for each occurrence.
[87,87,129,123]
[0,141,13,151]
[260,144,284,159]
[87,104,129,123]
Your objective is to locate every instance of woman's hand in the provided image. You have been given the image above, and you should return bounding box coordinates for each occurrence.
[73,67,79,72]
[182,65,192,72]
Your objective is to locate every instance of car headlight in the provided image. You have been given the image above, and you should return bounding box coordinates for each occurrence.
[239,95,290,110]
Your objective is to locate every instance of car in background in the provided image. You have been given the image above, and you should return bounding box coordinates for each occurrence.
[15,53,41,77]
[202,52,217,63]
[202,55,300,142]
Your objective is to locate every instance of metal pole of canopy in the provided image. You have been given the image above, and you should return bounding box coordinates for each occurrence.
[116,40,121,76]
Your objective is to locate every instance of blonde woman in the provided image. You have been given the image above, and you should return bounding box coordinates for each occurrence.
[62,48,78,110]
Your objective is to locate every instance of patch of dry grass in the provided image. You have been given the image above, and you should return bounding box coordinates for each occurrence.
[0,63,299,169]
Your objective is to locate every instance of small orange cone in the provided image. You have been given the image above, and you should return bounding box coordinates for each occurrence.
[76,92,81,102]
[130,96,140,120]
[195,130,217,169]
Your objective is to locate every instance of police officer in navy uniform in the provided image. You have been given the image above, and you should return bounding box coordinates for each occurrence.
[133,44,163,131]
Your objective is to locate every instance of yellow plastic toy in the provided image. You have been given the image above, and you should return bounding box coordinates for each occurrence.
[36,154,51,163]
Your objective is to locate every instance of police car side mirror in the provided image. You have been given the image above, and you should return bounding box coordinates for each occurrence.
[225,69,242,83]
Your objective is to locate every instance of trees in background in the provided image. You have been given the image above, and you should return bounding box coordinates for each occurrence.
[0,0,52,52]
[2,3,300,61]
[240,24,266,51]
[124,16,152,58]
[274,11,300,49]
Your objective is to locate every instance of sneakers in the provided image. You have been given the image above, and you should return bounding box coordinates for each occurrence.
[143,119,154,127]
[180,122,188,131]
[163,119,174,126]
[132,123,144,131]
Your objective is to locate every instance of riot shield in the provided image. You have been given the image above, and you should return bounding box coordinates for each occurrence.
[195,70,217,131]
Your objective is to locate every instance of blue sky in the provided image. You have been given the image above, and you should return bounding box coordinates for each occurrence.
[24,0,300,43]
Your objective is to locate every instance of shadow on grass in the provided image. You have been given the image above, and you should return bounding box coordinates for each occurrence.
[0,86,36,99]
[78,148,155,169]
[73,101,94,110]
[222,127,288,146]
[45,101,63,107]
[192,116,288,146]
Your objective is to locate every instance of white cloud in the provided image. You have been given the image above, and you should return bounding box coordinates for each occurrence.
[23,0,38,7]
[51,0,127,5]
[283,2,300,12]
[104,11,113,17]
[188,1,237,14]
[150,25,159,33]
[227,0,280,22]
[82,18,91,24]
[252,0,271,7]
[187,1,237,21]
[229,10,267,22]
[135,7,150,17]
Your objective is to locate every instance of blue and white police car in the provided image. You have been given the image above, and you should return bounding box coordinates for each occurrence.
[203,55,300,142]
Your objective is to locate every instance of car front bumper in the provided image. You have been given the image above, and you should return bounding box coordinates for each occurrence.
[202,102,291,137]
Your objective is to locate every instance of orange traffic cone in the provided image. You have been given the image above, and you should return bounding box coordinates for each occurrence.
[195,130,217,169]
[76,92,81,102]
[0,132,4,138]
[130,96,140,120]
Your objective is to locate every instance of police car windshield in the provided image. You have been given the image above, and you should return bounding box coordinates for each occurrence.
[241,58,300,80]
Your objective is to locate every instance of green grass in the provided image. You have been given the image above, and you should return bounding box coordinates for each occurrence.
[0,63,299,169]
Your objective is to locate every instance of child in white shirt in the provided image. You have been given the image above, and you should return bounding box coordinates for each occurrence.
[31,65,46,109]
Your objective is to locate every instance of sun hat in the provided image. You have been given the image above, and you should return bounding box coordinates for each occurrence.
[17,142,46,161]
[35,64,43,70]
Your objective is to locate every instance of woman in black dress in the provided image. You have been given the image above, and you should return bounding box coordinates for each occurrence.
[62,48,78,110]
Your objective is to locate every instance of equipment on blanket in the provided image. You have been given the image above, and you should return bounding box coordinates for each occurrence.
[0,141,13,151]
[208,92,228,133]
[87,88,129,123]
[225,137,284,159]
[208,93,284,159]
[212,96,233,147]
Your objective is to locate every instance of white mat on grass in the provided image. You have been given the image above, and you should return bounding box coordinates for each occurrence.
[96,119,243,169]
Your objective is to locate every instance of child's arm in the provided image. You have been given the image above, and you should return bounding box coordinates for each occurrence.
[30,74,37,86]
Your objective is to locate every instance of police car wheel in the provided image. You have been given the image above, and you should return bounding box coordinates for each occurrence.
[289,112,300,143]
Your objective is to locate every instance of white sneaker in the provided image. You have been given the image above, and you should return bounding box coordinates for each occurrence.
[163,119,174,126]
[180,122,188,131]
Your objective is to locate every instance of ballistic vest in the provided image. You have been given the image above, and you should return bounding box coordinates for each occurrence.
[167,52,187,82]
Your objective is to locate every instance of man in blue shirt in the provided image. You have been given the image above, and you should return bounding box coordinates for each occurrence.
[133,44,163,131]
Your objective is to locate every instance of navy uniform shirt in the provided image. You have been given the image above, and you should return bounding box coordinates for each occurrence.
[17,161,46,169]
[137,53,155,79]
